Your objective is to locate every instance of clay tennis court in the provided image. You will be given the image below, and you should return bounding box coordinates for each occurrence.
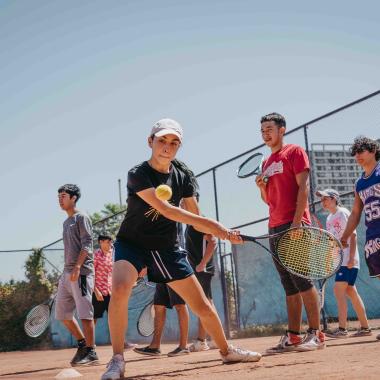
[1,334,379,380]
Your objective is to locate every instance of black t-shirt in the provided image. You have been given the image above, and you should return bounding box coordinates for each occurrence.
[185,225,215,274]
[117,161,196,250]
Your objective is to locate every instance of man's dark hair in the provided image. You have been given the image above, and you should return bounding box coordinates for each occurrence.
[350,136,380,161]
[260,112,286,128]
[98,234,112,242]
[58,184,81,203]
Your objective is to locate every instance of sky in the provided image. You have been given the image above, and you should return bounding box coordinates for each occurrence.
[1,0,379,281]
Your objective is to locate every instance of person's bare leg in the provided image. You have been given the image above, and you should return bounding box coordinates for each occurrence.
[334,282,348,329]
[62,318,85,341]
[198,299,216,340]
[286,293,303,332]
[174,304,189,349]
[168,276,228,354]
[108,261,138,355]
[300,287,321,330]
[149,305,166,349]
[81,319,95,347]
[346,285,369,328]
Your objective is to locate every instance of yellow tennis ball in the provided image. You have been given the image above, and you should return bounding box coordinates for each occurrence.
[155,184,172,201]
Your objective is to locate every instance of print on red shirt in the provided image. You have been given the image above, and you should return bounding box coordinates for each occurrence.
[262,144,311,228]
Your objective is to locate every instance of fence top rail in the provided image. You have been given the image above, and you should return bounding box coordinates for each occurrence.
[232,190,355,230]
[196,89,380,177]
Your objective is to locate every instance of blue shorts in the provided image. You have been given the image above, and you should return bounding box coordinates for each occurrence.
[335,266,359,286]
[114,239,194,283]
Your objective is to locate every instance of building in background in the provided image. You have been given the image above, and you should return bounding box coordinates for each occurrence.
[310,143,361,209]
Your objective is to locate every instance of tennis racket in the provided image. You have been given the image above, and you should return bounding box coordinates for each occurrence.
[132,277,156,294]
[137,300,155,337]
[308,212,329,331]
[237,152,268,182]
[240,226,343,280]
[24,294,56,338]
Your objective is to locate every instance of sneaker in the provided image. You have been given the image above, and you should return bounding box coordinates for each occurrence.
[189,339,210,352]
[208,340,218,350]
[220,345,262,363]
[351,327,372,337]
[168,346,190,357]
[72,347,99,366]
[325,328,348,339]
[133,346,161,356]
[101,354,125,380]
[265,332,302,355]
[124,342,138,351]
[295,330,325,352]
[70,346,87,366]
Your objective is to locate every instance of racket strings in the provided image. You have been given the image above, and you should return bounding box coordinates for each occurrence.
[24,305,50,337]
[138,303,155,337]
[277,229,342,279]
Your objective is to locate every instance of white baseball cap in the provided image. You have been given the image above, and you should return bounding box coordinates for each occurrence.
[316,188,342,205]
[151,118,183,142]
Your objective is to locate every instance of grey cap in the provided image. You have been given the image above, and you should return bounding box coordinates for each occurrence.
[151,118,183,142]
[316,188,341,205]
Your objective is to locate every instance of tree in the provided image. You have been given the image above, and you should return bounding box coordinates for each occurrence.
[0,249,53,351]
[90,203,127,246]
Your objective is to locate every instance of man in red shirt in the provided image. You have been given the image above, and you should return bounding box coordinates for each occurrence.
[256,112,324,353]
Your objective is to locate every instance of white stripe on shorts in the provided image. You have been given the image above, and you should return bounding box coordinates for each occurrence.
[150,251,168,280]
[154,250,173,280]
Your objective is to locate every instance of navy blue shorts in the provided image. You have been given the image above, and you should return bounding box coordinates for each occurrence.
[114,239,194,283]
[335,266,359,286]
[364,237,380,277]
[154,283,185,308]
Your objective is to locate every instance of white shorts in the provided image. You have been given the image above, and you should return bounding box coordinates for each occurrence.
[55,272,94,320]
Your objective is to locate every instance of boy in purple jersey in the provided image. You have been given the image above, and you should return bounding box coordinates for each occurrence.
[341,136,380,339]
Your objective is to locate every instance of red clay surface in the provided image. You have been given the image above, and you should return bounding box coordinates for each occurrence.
[1,334,380,380]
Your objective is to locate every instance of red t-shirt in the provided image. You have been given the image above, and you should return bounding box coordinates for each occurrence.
[94,249,113,296]
[262,144,311,228]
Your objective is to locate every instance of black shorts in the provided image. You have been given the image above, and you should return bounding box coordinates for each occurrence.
[92,293,111,319]
[194,271,213,299]
[114,239,194,283]
[153,283,185,308]
[269,222,314,296]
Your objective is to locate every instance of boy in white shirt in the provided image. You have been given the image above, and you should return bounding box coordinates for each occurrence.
[316,188,371,338]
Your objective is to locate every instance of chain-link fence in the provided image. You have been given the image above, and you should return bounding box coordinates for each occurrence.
[1,90,380,344]
[195,89,380,335]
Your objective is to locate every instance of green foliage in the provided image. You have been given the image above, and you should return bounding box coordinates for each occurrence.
[0,249,54,352]
[90,203,127,246]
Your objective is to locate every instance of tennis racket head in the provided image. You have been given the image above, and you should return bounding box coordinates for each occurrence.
[276,226,343,280]
[237,153,264,178]
[137,301,155,337]
[24,304,51,338]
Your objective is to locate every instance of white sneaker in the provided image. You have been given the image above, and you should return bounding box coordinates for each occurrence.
[220,345,262,363]
[265,333,302,355]
[101,354,125,380]
[189,339,210,352]
[295,331,325,352]
[208,340,218,350]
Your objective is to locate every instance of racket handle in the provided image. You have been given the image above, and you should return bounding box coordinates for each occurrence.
[240,234,256,242]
